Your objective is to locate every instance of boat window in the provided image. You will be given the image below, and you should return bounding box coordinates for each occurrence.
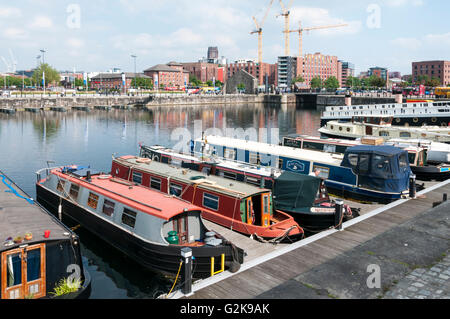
[379,131,390,137]
[6,253,22,287]
[278,158,284,169]
[121,208,137,228]
[400,132,411,138]
[408,153,417,165]
[399,153,408,169]
[87,192,99,210]
[313,165,330,179]
[57,179,66,193]
[169,183,183,197]
[223,171,237,180]
[150,177,161,191]
[69,184,80,200]
[224,148,236,160]
[26,249,41,282]
[348,154,358,166]
[246,176,261,186]
[303,141,324,152]
[132,171,142,184]
[203,193,219,211]
[249,153,260,165]
[323,144,336,153]
[373,155,390,173]
[102,199,115,217]
[359,154,370,174]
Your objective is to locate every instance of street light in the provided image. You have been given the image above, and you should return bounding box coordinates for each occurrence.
[40,49,46,95]
[131,54,137,92]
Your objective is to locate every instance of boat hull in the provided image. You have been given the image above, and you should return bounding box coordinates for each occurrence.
[36,183,243,279]
[411,166,450,181]
[321,116,450,129]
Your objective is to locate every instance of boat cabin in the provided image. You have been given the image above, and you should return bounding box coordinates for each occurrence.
[352,116,393,126]
[110,156,303,240]
[1,171,90,299]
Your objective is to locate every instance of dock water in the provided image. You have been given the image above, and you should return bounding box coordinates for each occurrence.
[168,180,450,299]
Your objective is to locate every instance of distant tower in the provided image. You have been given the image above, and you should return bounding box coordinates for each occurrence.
[207,47,219,61]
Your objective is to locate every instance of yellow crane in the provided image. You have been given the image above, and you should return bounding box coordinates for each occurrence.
[250,0,275,65]
[277,0,294,56]
[289,21,348,58]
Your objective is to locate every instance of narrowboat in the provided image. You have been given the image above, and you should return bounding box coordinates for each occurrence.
[1,170,91,299]
[194,135,413,203]
[140,145,360,232]
[387,138,450,165]
[110,156,304,242]
[35,165,244,279]
[318,115,450,143]
[283,134,450,181]
[320,101,450,127]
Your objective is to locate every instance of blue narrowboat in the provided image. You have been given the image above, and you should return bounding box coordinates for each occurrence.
[193,136,413,203]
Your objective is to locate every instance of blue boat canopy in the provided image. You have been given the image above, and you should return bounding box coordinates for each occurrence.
[341,145,411,194]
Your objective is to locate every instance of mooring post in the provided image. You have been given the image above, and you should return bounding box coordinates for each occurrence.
[334,199,344,230]
[181,247,193,296]
[409,174,417,199]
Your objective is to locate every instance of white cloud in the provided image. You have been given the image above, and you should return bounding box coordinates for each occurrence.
[3,28,28,39]
[424,32,450,46]
[0,7,21,18]
[30,16,53,28]
[383,0,424,7]
[66,38,85,49]
[390,37,422,50]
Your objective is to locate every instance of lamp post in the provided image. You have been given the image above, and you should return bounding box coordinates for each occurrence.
[40,49,46,95]
[131,54,137,93]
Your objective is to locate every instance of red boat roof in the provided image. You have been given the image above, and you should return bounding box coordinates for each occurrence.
[51,170,199,221]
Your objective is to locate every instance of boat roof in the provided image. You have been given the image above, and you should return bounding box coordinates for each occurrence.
[1,171,73,252]
[52,169,200,221]
[142,145,282,179]
[199,135,344,166]
[346,145,407,156]
[114,156,269,198]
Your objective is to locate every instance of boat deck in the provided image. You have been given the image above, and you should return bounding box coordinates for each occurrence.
[0,170,71,251]
[166,180,449,299]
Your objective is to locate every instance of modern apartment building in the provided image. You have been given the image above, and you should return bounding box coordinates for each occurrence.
[227,60,277,87]
[295,53,342,88]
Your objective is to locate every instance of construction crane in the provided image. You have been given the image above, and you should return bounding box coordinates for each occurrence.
[289,21,348,58]
[277,0,294,56]
[250,0,274,65]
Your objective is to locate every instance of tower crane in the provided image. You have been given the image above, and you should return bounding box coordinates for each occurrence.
[277,0,294,56]
[250,0,274,65]
[289,21,348,58]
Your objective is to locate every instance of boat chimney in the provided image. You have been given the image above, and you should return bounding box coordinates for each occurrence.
[86,170,91,182]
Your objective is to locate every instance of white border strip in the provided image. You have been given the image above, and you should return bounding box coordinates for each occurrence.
[168,179,450,299]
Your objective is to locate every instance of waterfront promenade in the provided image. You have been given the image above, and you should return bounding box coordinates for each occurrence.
[167,180,450,299]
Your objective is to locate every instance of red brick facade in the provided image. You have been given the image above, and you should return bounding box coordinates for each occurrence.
[412,60,450,86]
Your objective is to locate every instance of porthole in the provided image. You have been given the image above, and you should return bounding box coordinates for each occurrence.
[339,127,343,131]
[441,122,448,127]
[395,118,401,123]
[431,117,437,123]
[413,118,419,123]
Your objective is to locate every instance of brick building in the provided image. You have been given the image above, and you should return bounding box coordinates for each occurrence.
[144,62,190,88]
[412,60,450,86]
[296,53,342,88]
[90,73,150,90]
[181,62,225,83]
[226,61,277,87]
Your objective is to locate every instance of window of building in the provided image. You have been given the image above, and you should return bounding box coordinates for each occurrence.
[203,193,219,211]
[102,199,115,217]
[87,192,99,210]
[122,208,137,228]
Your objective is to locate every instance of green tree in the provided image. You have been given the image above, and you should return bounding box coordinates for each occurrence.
[291,76,305,85]
[324,76,340,90]
[368,75,386,88]
[32,64,61,87]
[415,75,430,85]
[189,74,201,87]
[310,76,323,89]
[346,76,361,88]
[425,77,441,88]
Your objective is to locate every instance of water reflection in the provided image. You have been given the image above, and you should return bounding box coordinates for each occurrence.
[0,104,321,299]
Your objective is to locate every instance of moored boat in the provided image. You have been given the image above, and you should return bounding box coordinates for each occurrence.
[110,156,304,242]
[283,134,450,181]
[318,115,450,143]
[140,145,360,233]
[194,135,413,204]
[1,170,91,299]
[35,165,244,279]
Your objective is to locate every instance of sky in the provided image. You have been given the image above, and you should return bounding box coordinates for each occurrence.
[0,0,449,75]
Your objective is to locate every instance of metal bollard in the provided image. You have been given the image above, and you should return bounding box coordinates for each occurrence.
[181,247,193,296]
[334,199,344,230]
[409,174,417,199]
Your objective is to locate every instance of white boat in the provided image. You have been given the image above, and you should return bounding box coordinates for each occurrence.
[318,115,450,143]
[320,101,450,127]
[386,139,450,164]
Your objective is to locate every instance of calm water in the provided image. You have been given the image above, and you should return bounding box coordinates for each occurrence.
[0,104,321,299]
